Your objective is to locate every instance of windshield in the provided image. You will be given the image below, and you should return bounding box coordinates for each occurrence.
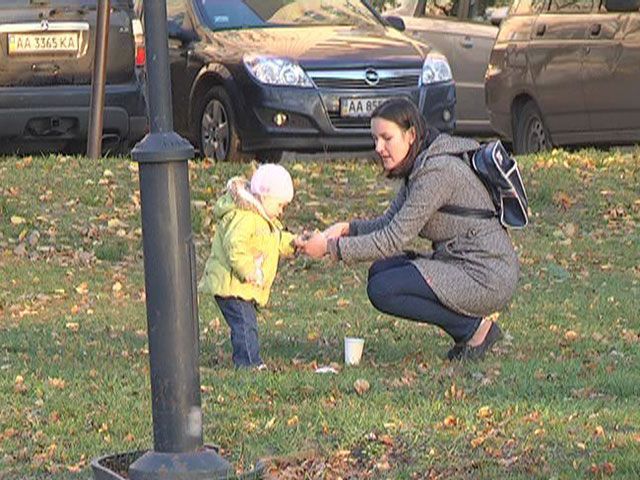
[198,0,382,30]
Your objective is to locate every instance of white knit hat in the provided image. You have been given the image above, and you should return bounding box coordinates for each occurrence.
[250,164,294,202]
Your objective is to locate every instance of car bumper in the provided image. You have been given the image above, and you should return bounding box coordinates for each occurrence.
[0,82,147,145]
[487,111,512,141]
[229,78,456,153]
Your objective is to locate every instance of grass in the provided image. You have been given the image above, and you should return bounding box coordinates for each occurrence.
[1,149,639,479]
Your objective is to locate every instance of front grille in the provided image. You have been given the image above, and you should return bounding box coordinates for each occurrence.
[313,75,419,89]
[308,68,422,130]
[328,114,370,129]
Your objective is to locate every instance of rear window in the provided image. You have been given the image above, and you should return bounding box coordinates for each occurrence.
[198,0,382,30]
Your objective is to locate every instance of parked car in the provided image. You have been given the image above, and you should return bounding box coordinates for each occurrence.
[136,0,457,162]
[0,0,147,155]
[384,0,507,136]
[485,0,640,154]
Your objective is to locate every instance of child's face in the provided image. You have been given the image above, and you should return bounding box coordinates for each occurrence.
[260,195,289,219]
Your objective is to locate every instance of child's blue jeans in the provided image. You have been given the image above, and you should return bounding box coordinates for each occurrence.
[215,296,263,367]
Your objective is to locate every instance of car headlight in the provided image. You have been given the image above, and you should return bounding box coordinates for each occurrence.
[243,54,313,88]
[421,53,452,85]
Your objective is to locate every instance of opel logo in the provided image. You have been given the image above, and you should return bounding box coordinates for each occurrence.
[364,68,379,86]
[41,20,49,31]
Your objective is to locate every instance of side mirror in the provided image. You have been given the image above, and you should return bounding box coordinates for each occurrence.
[167,19,197,44]
[384,15,406,31]
[489,6,508,26]
[605,0,640,11]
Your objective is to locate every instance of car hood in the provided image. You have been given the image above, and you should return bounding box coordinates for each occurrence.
[201,25,429,69]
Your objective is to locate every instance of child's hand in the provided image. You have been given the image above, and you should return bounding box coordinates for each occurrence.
[293,232,309,248]
[323,222,349,240]
[293,229,316,253]
[302,232,328,259]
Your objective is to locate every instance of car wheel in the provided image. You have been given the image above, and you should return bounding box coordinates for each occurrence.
[198,87,247,162]
[256,150,283,163]
[514,100,552,155]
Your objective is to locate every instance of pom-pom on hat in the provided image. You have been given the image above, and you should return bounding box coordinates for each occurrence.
[250,164,294,203]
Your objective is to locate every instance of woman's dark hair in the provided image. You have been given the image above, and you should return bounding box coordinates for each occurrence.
[371,98,428,178]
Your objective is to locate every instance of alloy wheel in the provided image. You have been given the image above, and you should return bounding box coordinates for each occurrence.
[201,99,230,161]
[525,116,550,153]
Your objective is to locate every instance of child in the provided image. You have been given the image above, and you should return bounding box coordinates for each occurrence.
[198,164,299,369]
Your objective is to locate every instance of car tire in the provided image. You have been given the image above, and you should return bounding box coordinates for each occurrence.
[197,87,248,162]
[256,150,283,163]
[513,100,552,155]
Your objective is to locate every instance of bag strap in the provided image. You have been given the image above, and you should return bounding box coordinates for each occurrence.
[437,148,497,220]
[438,204,497,219]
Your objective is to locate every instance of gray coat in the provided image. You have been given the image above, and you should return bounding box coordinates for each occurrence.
[339,134,519,317]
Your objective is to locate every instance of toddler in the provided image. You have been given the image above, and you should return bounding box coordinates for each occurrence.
[199,164,299,368]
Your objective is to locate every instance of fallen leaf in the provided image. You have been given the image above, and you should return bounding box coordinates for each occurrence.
[477,406,493,419]
[336,298,350,307]
[553,191,576,210]
[443,415,458,428]
[14,375,27,394]
[564,330,579,341]
[470,435,486,448]
[287,415,299,427]
[354,379,370,395]
[10,215,26,225]
[264,416,277,430]
[48,377,66,389]
[65,322,79,332]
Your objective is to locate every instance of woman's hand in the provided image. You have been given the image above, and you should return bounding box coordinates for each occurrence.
[302,232,328,259]
[323,222,349,240]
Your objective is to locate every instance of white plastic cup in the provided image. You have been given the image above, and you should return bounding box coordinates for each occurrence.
[344,337,365,366]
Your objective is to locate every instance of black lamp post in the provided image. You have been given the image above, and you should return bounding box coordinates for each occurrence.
[125,0,232,477]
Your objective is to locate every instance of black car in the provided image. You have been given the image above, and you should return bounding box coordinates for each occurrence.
[141,0,456,162]
[0,0,147,155]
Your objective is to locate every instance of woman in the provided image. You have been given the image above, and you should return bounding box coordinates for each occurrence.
[303,98,519,360]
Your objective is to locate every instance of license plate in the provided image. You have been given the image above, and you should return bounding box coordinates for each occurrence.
[8,32,79,55]
[340,97,392,118]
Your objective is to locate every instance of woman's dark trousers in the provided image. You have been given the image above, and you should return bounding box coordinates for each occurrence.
[366,255,481,344]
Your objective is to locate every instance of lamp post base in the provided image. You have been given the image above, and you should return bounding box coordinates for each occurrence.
[129,449,232,480]
[92,446,265,480]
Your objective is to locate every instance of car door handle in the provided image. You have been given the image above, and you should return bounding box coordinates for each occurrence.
[590,23,602,36]
[536,23,546,36]
[460,36,473,48]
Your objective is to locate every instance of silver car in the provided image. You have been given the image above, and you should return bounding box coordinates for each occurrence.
[385,0,505,136]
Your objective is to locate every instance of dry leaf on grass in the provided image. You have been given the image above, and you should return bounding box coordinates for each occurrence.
[354,379,370,395]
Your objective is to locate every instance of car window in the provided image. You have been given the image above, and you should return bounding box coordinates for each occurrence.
[383,0,420,15]
[548,0,593,12]
[415,0,464,18]
[197,0,382,30]
[510,0,548,15]
[468,0,511,23]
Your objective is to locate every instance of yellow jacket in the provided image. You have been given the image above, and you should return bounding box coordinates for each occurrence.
[198,177,295,306]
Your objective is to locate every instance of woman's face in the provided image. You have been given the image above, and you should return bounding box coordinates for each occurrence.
[371,117,416,172]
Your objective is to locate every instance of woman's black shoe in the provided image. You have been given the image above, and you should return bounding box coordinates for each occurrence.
[448,322,503,361]
[446,342,465,361]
